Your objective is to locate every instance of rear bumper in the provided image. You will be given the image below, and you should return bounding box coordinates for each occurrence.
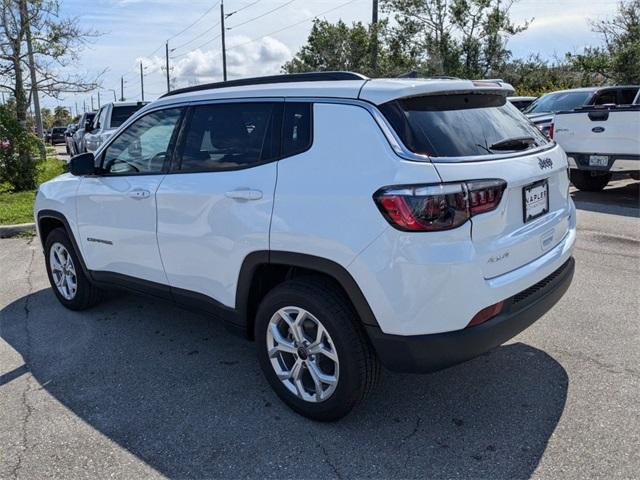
[567,153,640,172]
[366,257,575,374]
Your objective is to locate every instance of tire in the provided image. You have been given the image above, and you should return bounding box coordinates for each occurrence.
[44,227,103,310]
[570,169,611,191]
[255,277,380,421]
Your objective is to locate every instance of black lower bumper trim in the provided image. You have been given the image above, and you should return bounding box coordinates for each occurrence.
[366,257,575,374]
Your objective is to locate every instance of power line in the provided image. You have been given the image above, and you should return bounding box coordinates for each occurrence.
[171,33,222,59]
[227,0,296,30]
[168,1,221,40]
[227,0,264,16]
[225,0,363,53]
[171,21,221,52]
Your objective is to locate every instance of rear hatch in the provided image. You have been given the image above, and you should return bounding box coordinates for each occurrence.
[554,106,640,157]
[375,90,572,279]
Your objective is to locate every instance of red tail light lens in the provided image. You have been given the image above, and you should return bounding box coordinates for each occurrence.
[548,122,555,139]
[374,180,506,232]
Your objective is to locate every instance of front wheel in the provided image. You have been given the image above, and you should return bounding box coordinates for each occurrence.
[570,169,611,191]
[44,228,103,310]
[255,278,380,421]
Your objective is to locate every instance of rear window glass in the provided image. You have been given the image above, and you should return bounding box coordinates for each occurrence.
[111,105,144,128]
[282,103,312,157]
[380,94,549,158]
[524,91,591,114]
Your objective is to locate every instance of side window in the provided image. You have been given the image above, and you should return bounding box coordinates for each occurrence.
[593,91,617,105]
[95,108,107,130]
[282,103,312,158]
[619,88,638,105]
[178,102,280,172]
[102,108,183,175]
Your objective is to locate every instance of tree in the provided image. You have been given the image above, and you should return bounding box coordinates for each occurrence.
[0,103,39,191]
[568,0,640,84]
[0,0,99,127]
[0,0,99,190]
[283,19,378,75]
[53,105,71,126]
[40,106,53,129]
[381,0,530,78]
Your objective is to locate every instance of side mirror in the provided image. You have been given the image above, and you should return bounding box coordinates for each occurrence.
[69,152,96,176]
[85,121,94,132]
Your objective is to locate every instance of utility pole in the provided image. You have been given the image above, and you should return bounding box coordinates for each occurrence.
[140,61,145,101]
[97,91,101,109]
[75,102,78,116]
[83,99,86,112]
[120,76,125,101]
[221,0,228,82]
[371,0,379,74]
[91,96,94,110]
[1,91,5,104]
[165,41,171,93]
[21,0,43,139]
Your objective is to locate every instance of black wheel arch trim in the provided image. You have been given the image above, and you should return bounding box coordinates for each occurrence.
[235,250,380,330]
[36,210,91,277]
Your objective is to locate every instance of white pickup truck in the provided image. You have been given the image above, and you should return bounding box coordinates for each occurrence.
[552,98,640,191]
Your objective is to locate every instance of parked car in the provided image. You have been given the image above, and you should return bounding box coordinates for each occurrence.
[49,126,67,145]
[508,95,537,111]
[71,111,97,155]
[84,102,148,153]
[34,72,576,421]
[552,101,640,191]
[64,124,78,155]
[524,85,639,135]
[44,129,52,143]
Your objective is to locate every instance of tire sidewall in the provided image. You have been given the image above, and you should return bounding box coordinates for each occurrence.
[44,228,92,310]
[255,283,366,421]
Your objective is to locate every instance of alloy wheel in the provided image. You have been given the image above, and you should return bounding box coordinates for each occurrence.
[49,242,78,300]
[266,306,339,402]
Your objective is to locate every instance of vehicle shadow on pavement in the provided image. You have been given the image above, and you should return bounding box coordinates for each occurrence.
[571,181,640,218]
[1,289,568,479]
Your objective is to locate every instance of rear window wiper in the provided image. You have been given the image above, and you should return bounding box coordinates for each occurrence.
[489,136,537,151]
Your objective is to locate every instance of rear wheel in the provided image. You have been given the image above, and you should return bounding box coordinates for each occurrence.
[255,278,380,421]
[570,169,611,191]
[44,228,103,310]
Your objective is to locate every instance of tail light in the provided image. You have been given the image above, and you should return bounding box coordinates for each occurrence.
[374,179,506,232]
[548,122,555,139]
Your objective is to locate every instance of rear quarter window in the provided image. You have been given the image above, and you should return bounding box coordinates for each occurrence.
[380,94,549,158]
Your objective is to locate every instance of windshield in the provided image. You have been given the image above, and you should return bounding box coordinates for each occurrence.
[380,94,549,158]
[523,91,592,114]
[111,105,144,128]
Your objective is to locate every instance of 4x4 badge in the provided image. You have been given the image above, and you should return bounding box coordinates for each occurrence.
[538,157,553,170]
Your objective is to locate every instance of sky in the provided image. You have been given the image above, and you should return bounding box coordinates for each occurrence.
[43,0,621,112]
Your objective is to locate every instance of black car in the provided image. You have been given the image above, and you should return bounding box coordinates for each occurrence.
[50,127,67,145]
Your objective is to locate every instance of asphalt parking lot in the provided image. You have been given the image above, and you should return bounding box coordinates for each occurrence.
[1,179,638,479]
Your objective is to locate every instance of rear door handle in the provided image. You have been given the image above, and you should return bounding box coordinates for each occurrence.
[128,188,151,200]
[225,189,263,201]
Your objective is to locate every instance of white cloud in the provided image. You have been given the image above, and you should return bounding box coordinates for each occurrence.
[137,35,291,88]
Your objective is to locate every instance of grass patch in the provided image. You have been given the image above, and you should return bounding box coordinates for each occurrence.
[0,156,66,225]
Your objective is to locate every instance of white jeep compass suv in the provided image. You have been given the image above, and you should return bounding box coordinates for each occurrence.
[34,72,576,421]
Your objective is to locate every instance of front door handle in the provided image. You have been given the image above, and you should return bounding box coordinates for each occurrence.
[225,189,263,201]
[128,188,151,200]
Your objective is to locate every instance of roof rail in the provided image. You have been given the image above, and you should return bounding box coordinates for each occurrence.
[161,71,369,98]
[396,72,461,80]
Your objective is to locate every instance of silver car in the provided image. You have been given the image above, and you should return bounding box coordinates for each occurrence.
[84,102,148,153]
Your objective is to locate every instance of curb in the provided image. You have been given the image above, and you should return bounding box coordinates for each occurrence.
[0,223,36,238]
